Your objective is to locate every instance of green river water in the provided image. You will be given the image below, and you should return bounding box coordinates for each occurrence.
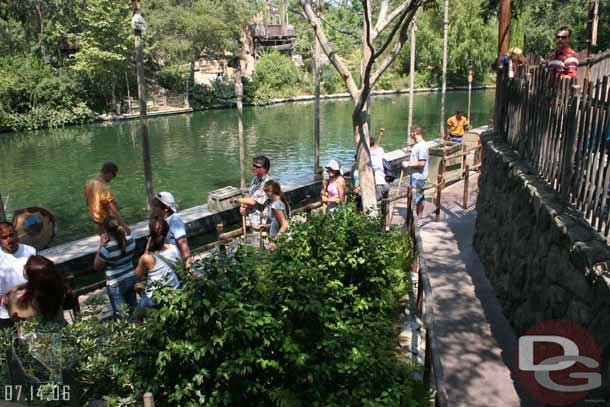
[0,90,495,246]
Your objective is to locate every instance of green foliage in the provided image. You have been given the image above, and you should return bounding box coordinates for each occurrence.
[321,64,344,94]
[1,209,425,406]
[254,51,302,90]
[0,55,94,130]
[158,66,189,94]
[398,0,498,86]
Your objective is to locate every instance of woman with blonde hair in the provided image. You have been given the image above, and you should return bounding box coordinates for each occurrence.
[264,180,290,241]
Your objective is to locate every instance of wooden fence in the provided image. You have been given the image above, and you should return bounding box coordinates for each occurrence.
[497,55,610,237]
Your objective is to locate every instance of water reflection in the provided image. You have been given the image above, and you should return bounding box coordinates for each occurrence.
[0,90,495,244]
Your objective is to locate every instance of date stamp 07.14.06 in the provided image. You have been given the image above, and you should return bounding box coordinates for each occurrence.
[3,384,71,403]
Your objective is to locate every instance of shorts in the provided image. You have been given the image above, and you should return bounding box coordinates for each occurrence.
[450,135,463,143]
[411,177,426,205]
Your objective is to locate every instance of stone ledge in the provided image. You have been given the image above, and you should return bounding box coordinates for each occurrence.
[475,132,610,395]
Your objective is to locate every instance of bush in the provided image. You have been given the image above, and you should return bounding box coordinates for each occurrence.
[158,66,188,94]
[1,208,426,407]
[0,55,94,130]
[188,81,236,110]
[254,51,301,91]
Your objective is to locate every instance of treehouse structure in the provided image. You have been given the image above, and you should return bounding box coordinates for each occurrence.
[250,0,296,56]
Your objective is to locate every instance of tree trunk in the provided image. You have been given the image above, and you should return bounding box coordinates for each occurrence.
[354,110,377,215]
[112,74,117,114]
[408,18,417,139]
[314,29,322,177]
[235,68,246,190]
[135,28,154,207]
[439,0,449,141]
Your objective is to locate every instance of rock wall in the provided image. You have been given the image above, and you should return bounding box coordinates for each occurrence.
[474,131,610,391]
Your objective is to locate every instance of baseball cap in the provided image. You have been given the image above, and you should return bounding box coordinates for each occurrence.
[155,191,178,213]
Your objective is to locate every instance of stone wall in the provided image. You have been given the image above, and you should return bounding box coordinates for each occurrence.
[474,131,610,391]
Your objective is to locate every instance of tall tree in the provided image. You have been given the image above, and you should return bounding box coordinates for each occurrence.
[298,0,431,213]
[70,0,133,108]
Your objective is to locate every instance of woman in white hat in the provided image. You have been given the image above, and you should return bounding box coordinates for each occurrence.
[151,192,191,270]
[321,160,345,213]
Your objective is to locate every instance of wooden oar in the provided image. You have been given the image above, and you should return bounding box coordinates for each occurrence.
[241,206,247,238]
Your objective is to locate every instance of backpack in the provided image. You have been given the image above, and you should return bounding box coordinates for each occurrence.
[383,158,395,183]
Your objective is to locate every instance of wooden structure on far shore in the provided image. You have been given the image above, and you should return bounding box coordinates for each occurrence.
[250,0,296,55]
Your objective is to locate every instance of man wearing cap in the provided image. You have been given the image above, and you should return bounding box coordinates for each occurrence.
[447,110,469,142]
[0,222,36,328]
[402,126,429,218]
[151,192,191,269]
[83,162,130,235]
[237,156,272,229]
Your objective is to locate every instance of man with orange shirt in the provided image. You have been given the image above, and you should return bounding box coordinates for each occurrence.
[83,162,130,235]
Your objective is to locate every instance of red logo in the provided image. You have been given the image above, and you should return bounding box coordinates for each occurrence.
[515,320,601,405]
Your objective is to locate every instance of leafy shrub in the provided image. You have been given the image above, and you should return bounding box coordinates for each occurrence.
[188,81,236,110]
[1,208,426,407]
[320,64,344,94]
[254,51,301,90]
[158,66,188,94]
[0,55,94,130]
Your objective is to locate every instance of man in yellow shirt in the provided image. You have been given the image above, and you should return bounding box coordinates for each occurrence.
[83,162,130,235]
[447,110,469,142]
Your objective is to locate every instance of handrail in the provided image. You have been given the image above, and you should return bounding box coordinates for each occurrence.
[410,203,450,406]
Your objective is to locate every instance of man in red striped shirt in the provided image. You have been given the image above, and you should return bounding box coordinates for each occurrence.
[547,26,578,78]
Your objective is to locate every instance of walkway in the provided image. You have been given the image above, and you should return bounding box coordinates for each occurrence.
[392,174,543,407]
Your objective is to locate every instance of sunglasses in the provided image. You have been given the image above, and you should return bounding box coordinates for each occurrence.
[252,164,263,169]
[556,35,568,39]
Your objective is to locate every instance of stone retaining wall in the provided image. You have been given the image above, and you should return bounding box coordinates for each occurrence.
[473,131,610,392]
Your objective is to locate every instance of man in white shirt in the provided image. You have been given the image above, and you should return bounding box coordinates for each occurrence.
[402,126,429,217]
[0,222,36,328]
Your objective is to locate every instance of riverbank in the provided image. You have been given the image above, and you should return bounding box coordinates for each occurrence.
[100,84,495,123]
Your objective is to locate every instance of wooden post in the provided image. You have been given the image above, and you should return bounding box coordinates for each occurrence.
[143,392,154,407]
[439,0,449,142]
[313,0,323,177]
[415,258,423,318]
[241,206,247,238]
[235,61,246,189]
[560,85,580,203]
[133,1,154,207]
[435,151,446,222]
[0,192,6,222]
[216,223,224,241]
[467,62,473,123]
[125,72,132,114]
[408,17,417,139]
[423,329,432,390]
[498,0,511,65]
[463,164,470,209]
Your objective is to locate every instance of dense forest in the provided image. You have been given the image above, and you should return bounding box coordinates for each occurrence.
[0,0,606,131]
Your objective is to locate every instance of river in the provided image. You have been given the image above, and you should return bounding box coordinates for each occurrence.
[0,90,495,245]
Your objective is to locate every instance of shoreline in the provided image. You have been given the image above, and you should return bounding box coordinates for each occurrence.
[1,85,495,133]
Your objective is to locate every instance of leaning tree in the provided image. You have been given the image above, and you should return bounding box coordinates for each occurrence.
[298,0,430,213]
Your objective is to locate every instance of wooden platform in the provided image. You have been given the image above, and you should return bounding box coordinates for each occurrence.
[391,174,545,406]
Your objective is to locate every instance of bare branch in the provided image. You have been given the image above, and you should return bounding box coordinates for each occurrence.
[299,0,360,101]
[372,0,413,41]
[319,13,360,40]
[370,8,415,88]
[374,0,390,31]
[356,0,376,113]
[372,1,412,59]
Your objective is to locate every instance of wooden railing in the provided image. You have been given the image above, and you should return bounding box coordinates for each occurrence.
[497,56,610,237]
